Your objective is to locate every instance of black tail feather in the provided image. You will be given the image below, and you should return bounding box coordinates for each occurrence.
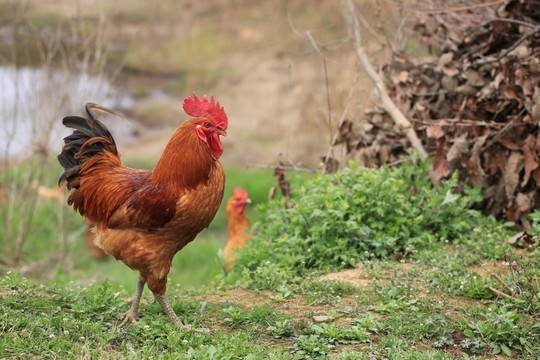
[58,165,80,187]
[57,151,78,169]
[85,104,116,140]
[58,104,118,188]
[62,116,95,136]
[62,114,114,142]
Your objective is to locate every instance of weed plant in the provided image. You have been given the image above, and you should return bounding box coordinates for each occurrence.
[232,155,512,281]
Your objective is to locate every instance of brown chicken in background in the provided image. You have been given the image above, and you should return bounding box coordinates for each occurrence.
[34,184,64,200]
[58,93,228,328]
[223,187,252,272]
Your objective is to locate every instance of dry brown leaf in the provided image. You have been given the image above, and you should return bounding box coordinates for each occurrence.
[514,65,530,96]
[437,52,454,68]
[521,134,539,187]
[464,69,485,87]
[433,137,450,181]
[504,151,524,201]
[533,167,540,188]
[469,134,489,186]
[524,86,540,122]
[390,70,410,85]
[507,232,535,248]
[498,130,525,151]
[346,3,540,229]
[442,75,459,92]
[507,192,534,223]
[426,124,445,139]
[268,186,276,201]
[446,134,469,174]
[442,66,459,77]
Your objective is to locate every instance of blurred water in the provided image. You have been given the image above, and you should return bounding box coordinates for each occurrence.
[0,66,134,160]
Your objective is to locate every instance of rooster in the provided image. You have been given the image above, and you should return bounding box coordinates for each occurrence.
[223,187,252,272]
[58,93,228,328]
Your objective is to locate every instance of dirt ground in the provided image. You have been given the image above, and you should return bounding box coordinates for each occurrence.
[120,53,372,169]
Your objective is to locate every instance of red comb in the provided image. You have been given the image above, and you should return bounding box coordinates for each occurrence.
[183,92,228,129]
[234,187,248,199]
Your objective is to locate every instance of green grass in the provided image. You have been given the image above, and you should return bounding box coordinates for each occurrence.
[0,273,294,359]
[3,246,539,359]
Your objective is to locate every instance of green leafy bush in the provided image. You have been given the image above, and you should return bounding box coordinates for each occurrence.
[235,155,486,276]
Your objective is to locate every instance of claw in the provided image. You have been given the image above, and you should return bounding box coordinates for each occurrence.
[118,309,140,328]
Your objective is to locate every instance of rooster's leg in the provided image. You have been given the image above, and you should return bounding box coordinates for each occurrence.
[119,274,145,327]
[153,293,189,329]
[154,294,209,332]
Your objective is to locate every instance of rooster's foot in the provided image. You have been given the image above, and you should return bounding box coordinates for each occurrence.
[118,309,140,328]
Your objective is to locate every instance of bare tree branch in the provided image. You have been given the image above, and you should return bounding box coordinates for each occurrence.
[340,0,428,159]
[305,31,337,174]
[418,0,507,15]
[484,284,516,299]
[493,273,516,296]
[473,24,540,67]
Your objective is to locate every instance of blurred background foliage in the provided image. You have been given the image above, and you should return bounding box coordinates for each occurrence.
[0,0,386,285]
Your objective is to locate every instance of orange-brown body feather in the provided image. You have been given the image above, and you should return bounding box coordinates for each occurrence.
[94,160,224,295]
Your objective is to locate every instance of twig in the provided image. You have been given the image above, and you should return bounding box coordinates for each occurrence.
[321,70,361,174]
[306,30,324,57]
[356,5,388,46]
[471,18,539,32]
[280,153,302,173]
[340,0,428,159]
[484,284,515,299]
[335,69,361,141]
[409,117,507,128]
[286,62,292,160]
[411,91,449,97]
[481,109,526,151]
[483,299,506,306]
[387,158,410,167]
[367,118,404,137]
[474,25,540,67]
[418,0,507,15]
[323,57,333,144]
[246,164,317,174]
[306,31,335,174]
[493,273,515,296]
[287,14,348,62]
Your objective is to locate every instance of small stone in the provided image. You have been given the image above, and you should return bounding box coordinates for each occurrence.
[312,315,335,323]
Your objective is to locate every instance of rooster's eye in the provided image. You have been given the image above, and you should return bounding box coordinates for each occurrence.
[204,123,211,128]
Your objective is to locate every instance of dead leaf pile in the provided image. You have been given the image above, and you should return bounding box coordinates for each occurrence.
[347,0,540,228]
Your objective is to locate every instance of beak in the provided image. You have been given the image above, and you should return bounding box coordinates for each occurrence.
[245,198,252,204]
[217,129,227,136]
